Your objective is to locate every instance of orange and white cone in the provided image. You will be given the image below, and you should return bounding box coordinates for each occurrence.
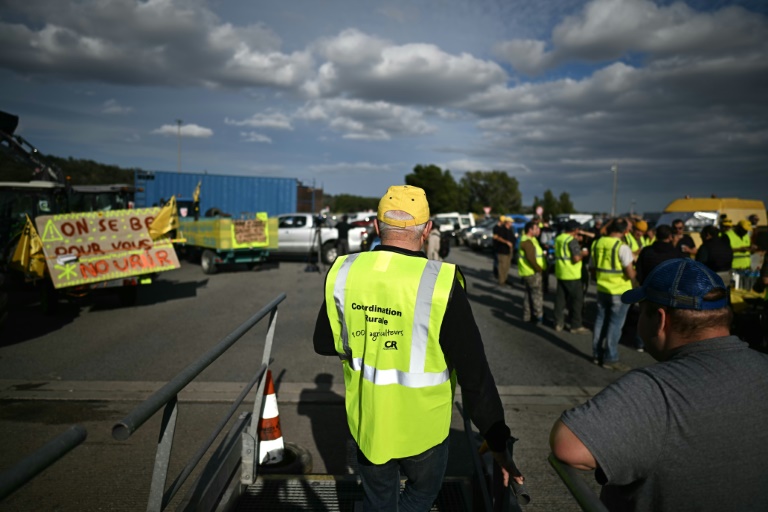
[257,370,284,464]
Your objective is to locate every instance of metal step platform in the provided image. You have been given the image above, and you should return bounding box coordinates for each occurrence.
[234,475,474,511]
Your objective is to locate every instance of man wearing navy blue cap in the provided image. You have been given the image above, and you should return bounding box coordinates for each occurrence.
[549,258,768,511]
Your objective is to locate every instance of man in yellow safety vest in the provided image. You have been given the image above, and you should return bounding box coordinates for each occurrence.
[726,220,753,276]
[519,221,546,325]
[554,220,589,334]
[313,185,524,510]
[590,218,637,371]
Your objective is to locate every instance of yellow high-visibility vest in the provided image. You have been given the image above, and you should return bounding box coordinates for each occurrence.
[518,235,545,277]
[591,236,632,295]
[624,233,639,252]
[725,230,751,270]
[554,233,581,281]
[325,251,461,464]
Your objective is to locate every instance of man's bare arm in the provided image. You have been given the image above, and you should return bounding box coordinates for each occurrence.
[549,419,597,471]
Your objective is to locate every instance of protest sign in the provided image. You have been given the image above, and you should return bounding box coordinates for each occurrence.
[35,208,181,289]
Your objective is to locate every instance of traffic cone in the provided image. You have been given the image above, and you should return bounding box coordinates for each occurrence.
[257,370,284,464]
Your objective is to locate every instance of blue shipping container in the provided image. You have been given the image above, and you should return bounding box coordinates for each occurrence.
[134,170,297,218]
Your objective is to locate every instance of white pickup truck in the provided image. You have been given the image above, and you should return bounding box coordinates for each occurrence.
[274,213,367,264]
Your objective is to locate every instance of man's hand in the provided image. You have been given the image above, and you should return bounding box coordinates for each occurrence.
[478,440,524,486]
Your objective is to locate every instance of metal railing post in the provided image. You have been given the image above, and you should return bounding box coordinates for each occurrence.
[112,294,286,511]
[548,453,609,512]
[147,396,178,512]
[0,425,87,501]
[242,306,279,484]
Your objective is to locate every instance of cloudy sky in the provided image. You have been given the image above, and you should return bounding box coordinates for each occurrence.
[1,0,766,213]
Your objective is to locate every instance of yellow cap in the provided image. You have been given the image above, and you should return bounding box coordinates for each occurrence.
[738,219,752,230]
[722,218,733,226]
[635,220,648,232]
[499,215,508,223]
[377,185,430,227]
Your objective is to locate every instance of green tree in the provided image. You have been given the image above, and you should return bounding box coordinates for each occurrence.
[558,191,575,214]
[459,170,522,215]
[329,194,378,212]
[541,189,560,218]
[405,164,460,213]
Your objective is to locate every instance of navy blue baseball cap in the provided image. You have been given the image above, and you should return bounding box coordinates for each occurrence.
[621,258,728,310]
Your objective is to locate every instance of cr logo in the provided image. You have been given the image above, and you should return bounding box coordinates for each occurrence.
[384,340,398,350]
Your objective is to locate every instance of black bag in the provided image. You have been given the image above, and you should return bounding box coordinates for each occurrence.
[439,233,451,258]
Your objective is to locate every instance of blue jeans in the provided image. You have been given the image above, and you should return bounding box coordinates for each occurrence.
[357,437,449,512]
[592,292,630,363]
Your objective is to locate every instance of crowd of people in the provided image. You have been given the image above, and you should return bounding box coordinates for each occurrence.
[494,211,767,372]
[316,186,768,511]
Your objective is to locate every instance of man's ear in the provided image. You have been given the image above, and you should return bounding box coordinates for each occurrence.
[656,306,670,341]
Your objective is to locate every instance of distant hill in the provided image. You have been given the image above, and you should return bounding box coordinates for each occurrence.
[2,153,136,184]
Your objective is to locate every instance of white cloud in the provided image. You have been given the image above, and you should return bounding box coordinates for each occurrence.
[496,0,768,75]
[240,131,272,143]
[306,28,507,104]
[0,0,312,88]
[225,112,293,130]
[101,99,133,114]
[297,98,435,140]
[152,123,213,138]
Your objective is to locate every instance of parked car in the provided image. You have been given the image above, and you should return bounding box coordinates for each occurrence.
[469,218,500,251]
[272,213,368,264]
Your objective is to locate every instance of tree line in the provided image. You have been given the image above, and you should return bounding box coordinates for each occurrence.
[3,153,576,217]
[327,164,576,216]
[3,153,135,184]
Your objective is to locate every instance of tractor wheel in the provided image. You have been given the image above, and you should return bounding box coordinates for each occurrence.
[201,250,218,275]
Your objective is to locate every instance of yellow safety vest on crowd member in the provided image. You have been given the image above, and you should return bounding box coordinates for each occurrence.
[642,235,653,247]
[725,230,751,270]
[518,234,545,277]
[624,233,640,253]
[591,236,632,295]
[554,233,581,281]
[325,251,461,464]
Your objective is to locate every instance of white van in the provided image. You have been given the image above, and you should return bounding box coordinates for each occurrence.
[432,212,476,233]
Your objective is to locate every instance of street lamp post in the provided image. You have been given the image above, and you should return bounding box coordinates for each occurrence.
[176,119,183,174]
[611,163,618,217]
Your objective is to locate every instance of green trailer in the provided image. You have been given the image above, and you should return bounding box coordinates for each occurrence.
[178,213,277,274]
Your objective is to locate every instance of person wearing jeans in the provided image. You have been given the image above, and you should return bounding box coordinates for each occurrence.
[313,186,524,510]
[357,437,449,511]
[591,218,636,371]
[592,293,630,364]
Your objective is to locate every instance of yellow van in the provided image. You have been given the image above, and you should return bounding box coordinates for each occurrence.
[655,197,767,246]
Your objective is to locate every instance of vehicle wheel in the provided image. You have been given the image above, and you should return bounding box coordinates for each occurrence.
[119,286,138,307]
[257,442,313,475]
[201,250,218,275]
[321,242,338,265]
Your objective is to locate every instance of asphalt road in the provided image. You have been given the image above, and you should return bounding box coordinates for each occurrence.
[0,245,654,510]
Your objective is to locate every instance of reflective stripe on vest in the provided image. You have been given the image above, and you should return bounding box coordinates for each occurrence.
[625,233,639,252]
[518,235,545,277]
[324,251,457,463]
[725,230,751,269]
[591,236,632,295]
[554,233,581,280]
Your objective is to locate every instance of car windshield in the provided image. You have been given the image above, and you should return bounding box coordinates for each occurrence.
[656,211,718,232]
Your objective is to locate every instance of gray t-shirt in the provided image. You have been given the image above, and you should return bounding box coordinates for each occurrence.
[562,336,768,511]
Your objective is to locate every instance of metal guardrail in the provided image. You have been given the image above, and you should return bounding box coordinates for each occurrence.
[0,424,87,501]
[548,453,609,512]
[112,293,286,512]
[456,400,530,511]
